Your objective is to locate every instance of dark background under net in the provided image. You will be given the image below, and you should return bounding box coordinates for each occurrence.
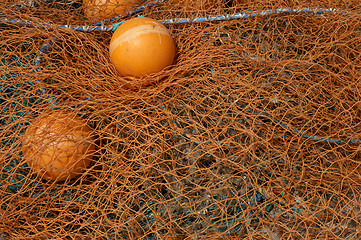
[1,0,361,239]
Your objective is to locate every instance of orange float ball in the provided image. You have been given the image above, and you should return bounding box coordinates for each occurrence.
[109,17,176,77]
[83,0,141,22]
[22,110,95,182]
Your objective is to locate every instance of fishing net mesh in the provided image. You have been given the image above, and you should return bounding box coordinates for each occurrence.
[1,0,361,239]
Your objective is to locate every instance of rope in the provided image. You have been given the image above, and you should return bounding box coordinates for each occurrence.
[0,7,352,32]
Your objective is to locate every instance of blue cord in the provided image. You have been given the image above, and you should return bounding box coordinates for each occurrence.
[159,7,349,25]
[0,7,352,32]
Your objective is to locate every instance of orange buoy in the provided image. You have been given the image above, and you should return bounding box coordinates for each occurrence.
[83,0,141,22]
[22,110,95,182]
[109,17,176,77]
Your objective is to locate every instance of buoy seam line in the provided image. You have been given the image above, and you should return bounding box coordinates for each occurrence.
[0,7,352,32]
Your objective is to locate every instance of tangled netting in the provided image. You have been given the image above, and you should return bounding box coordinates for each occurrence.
[1,0,361,239]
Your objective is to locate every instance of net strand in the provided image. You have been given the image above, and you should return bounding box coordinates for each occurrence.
[1,0,361,239]
[0,7,354,32]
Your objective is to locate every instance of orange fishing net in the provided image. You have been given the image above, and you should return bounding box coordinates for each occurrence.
[1,0,361,239]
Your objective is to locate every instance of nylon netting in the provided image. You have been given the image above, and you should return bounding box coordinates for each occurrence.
[1,0,361,239]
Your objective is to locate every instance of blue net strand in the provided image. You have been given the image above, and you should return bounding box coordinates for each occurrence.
[158,7,350,25]
[0,7,353,32]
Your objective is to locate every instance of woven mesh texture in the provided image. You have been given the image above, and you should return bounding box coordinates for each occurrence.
[1,0,361,239]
